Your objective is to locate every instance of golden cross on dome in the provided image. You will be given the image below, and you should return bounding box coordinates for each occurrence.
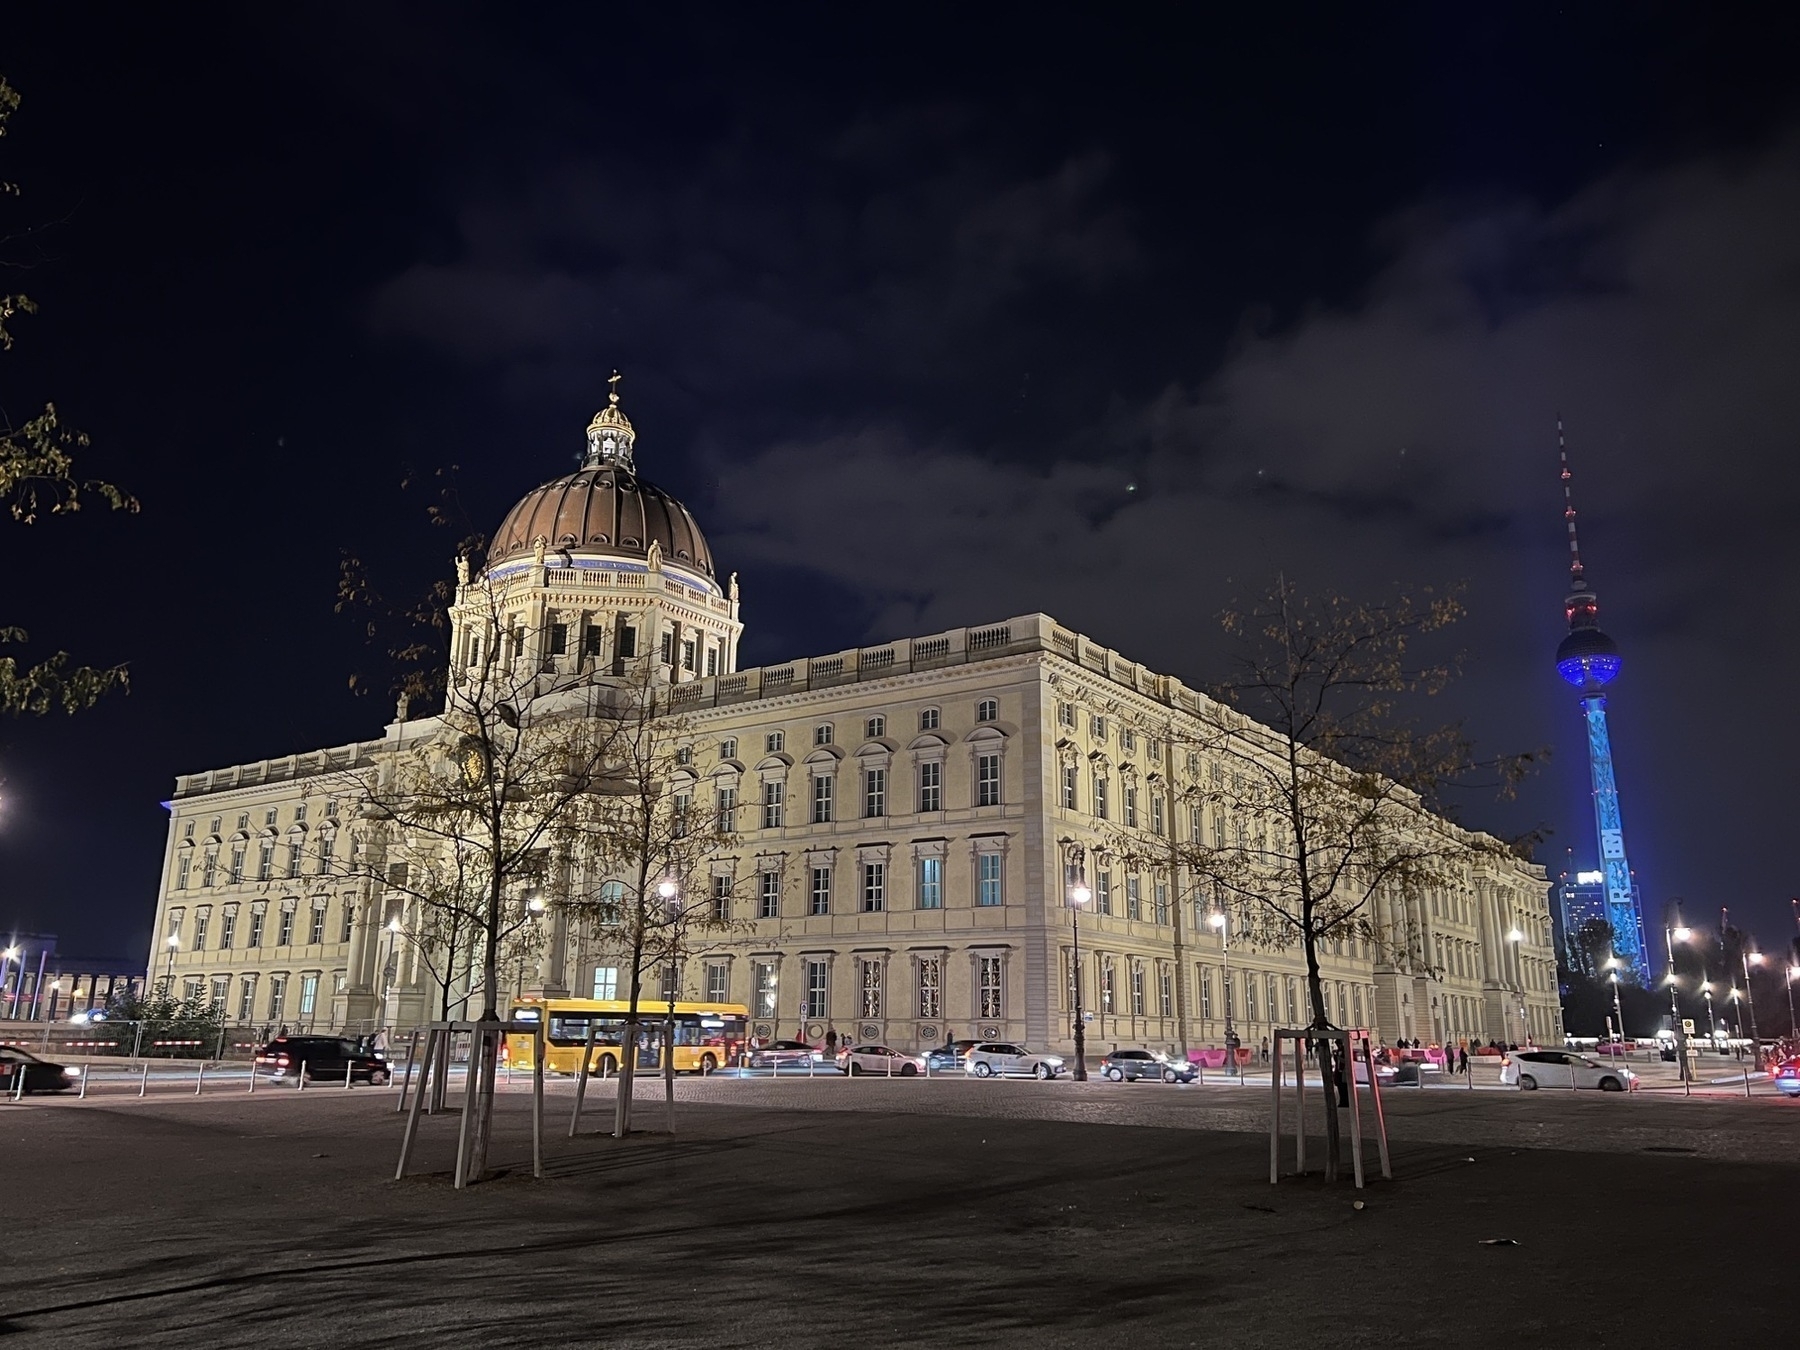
[608,370,622,405]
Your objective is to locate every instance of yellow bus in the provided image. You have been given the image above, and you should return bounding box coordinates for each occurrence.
[506,997,748,1076]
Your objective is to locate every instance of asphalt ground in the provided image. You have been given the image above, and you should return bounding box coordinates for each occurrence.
[1,1077,1796,1348]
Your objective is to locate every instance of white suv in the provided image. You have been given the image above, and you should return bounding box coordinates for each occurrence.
[965,1043,1066,1079]
[1499,1048,1637,1092]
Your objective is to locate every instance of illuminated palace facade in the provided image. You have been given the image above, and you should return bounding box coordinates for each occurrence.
[146,391,1562,1053]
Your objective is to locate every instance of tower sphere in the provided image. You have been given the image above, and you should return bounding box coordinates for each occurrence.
[1556,626,1621,688]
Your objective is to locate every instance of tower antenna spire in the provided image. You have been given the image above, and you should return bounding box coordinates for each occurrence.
[1559,416,1585,588]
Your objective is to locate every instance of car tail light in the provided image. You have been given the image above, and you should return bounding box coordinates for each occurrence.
[275,1054,290,1066]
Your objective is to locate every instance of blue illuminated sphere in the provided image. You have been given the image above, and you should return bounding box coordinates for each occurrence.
[1557,627,1622,687]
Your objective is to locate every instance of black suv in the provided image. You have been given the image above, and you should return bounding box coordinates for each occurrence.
[256,1036,390,1085]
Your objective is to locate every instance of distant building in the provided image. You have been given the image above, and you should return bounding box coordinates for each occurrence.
[1552,868,1612,966]
[144,386,1564,1051]
[1,934,143,1022]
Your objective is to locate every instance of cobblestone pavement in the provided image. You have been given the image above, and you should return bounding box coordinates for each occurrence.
[523,1068,1800,1164]
[2,1085,1794,1348]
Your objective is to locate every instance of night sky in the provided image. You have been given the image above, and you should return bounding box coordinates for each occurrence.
[3,6,1797,962]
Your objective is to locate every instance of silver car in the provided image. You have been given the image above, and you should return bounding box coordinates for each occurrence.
[966,1042,1066,1079]
[1500,1049,1637,1092]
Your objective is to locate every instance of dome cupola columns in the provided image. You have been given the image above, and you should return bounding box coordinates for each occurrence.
[585,370,637,471]
[448,374,744,695]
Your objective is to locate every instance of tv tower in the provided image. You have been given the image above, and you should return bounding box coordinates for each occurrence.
[1554,423,1648,980]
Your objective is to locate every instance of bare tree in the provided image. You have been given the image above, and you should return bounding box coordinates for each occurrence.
[1157,578,1537,1178]
[1,78,136,716]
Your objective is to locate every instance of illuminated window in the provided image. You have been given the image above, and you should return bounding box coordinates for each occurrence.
[752,961,777,1018]
[977,853,1003,907]
[803,960,828,1020]
[593,966,619,1000]
[978,957,1003,1018]
[917,857,942,909]
[859,960,883,1019]
[917,957,941,1019]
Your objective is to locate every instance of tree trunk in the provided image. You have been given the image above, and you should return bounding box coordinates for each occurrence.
[613,1017,638,1137]
[467,886,503,1181]
[1303,929,1342,1182]
[663,977,677,1133]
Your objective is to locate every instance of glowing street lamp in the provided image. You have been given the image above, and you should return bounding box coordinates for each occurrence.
[1211,909,1238,1075]
[1068,877,1091,1082]
[1665,909,1693,1084]
[1740,949,1764,1061]
[1605,956,1626,1046]
[164,934,181,989]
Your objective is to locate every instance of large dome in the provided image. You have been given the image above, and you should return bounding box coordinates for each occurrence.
[487,378,716,579]
[490,468,715,577]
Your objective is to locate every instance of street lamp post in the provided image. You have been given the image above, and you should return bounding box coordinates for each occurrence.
[1786,965,1798,1040]
[1210,909,1237,1076]
[1700,980,1717,1044]
[1666,912,1692,1082]
[382,917,402,1022]
[1741,950,1763,1062]
[1507,928,1525,1045]
[1605,958,1625,1047]
[1068,878,1091,1083]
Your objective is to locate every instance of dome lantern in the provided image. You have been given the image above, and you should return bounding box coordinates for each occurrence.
[585,370,637,471]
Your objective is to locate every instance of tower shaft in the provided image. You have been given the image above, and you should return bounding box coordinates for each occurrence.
[1581,693,1646,978]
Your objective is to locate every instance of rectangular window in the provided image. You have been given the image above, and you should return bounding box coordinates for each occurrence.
[804,959,828,1020]
[917,856,942,909]
[1124,786,1138,828]
[1188,804,1203,842]
[1061,765,1078,810]
[659,964,679,1003]
[814,723,833,746]
[192,910,210,951]
[977,699,997,722]
[1126,875,1142,921]
[861,862,885,912]
[1057,701,1076,729]
[753,961,777,1019]
[761,780,784,829]
[919,708,940,731]
[1151,795,1165,835]
[978,956,1003,1018]
[219,909,237,950]
[918,761,942,812]
[1159,967,1174,1018]
[592,966,619,1000]
[229,846,245,884]
[202,852,217,888]
[299,974,319,1017]
[286,842,301,879]
[176,853,192,889]
[660,628,674,665]
[865,715,885,739]
[812,775,833,823]
[917,957,941,1019]
[1130,965,1145,1017]
[210,976,229,1010]
[308,905,325,945]
[618,625,637,658]
[977,853,1002,907]
[1119,728,1136,754]
[681,637,696,672]
[712,874,732,922]
[583,625,604,658]
[340,901,355,944]
[863,767,886,818]
[267,974,288,1021]
[1199,966,1213,1019]
[809,866,831,915]
[1093,776,1109,820]
[237,977,257,1022]
[257,840,274,882]
[976,754,1001,806]
[1245,975,1259,1023]
[1096,871,1112,916]
[1101,959,1115,1013]
[1089,714,1107,741]
[706,961,729,1003]
[716,786,737,834]
[277,909,294,946]
[704,646,719,677]
[766,730,785,753]
[248,910,265,948]
[1153,880,1169,926]
[721,737,738,759]
[549,622,569,656]
[317,834,334,874]
[758,871,780,920]
[1286,978,1298,1024]
[859,959,882,1019]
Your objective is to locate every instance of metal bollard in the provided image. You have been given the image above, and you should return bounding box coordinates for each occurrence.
[195,1062,207,1096]
[79,1064,90,1100]
[297,1064,308,1092]
[345,1061,355,1090]
[249,1060,257,1094]
[139,1062,150,1097]
[1743,1066,1752,1100]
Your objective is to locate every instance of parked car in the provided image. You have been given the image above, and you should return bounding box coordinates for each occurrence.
[746,1040,821,1070]
[965,1043,1066,1079]
[1772,1056,1800,1098]
[837,1044,926,1076]
[1499,1049,1636,1092]
[1099,1049,1197,1083]
[0,1046,80,1094]
[255,1036,391,1085]
[925,1039,980,1073]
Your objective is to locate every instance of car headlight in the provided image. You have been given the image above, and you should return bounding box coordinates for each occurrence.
[1045,1057,1064,1066]
[63,1066,81,1077]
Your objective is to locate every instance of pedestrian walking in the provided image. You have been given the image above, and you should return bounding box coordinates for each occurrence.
[1457,1045,1469,1075]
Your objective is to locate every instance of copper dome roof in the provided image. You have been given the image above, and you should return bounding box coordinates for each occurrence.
[490,467,715,578]
[489,380,715,578]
